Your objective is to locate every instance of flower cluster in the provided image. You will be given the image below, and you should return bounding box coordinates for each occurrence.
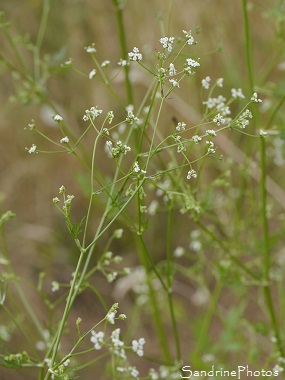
[132,338,145,357]
[235,109,253,129]
[105,140,131,158]
[213,113,226,126]
[133,161,146,174]
[90,331,104,350]
[176,122,186,132]
[83,106,103,121]
[183,29,195,45]
[126,110,139,124]
[26,144,37,154]
[202,76,211,89]
[251,92,262,103]
[128,47,142,61]
[184,58,200,75]
[187,169,197,180]
[206,140,216,155]
[231,88,245,99]
[85,43,96,53]
[160,36,175,52]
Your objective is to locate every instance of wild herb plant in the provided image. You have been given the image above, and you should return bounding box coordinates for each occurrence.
[1,1,285,379]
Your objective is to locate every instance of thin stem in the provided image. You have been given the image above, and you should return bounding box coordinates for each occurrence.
[260,137,284,357]
[112,0,133,105]
[242,0,254,95]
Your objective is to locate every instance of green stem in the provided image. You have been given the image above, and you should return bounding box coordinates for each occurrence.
[260,136,283,357]
[242,0,254,95]
[136,235,172,363]
[34,0,51,81]
[112,0,133,105]
[166,203,181,361]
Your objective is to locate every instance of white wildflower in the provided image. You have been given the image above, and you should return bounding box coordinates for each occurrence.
[231,88,245,99]
[106,311,116,324]
[206,129,217,137]
[174,246,185,257]
[251,92,262,103]
[206,140,216,154]
[90,331,104,350]
[85,43,96,53]
[53,114,63,122]
[83,106,103,121]
[60,136,69,144]
[89,69,97,79]
[187,169,197,180]
[160,36,175,52]
[216,78,224,87]
[192,135,202,144]
[183,30,195,45]
[201,76,211,89]
[128,47,142,61]
[27,144,37,154]
[132,337,145,357]
[101,60,110,67]
[118,59,128,66]
[168,63,176,76]
[213,113,225,126]
[51,281,59,292]
[176,122,186,132]
[169,78,179,88]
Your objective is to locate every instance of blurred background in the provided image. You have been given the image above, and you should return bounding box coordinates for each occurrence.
[1,0,285,379]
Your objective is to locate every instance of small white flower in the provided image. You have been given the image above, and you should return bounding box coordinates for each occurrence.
[53,114,63,122]
[259,130,267,137]
[206,140,216,154]
[60,136,69,144]
[206,129,217,137]
[101,60,110,67]
[183,30,195,45]
[128,47,142,61]
[85,43,96,53]
[132,337,145,357]
[107,110,114,124]
[51,281,59,292]
[90,331,104,350]
[83,106,103,121]
[186,58,200,67]
[231,88,245,99]
[174,246,185,257]
[160,36,175,52]
[59,185,66,194]
[251,92,262,103]
[273,364,284,373]
[126,110,139,124]
[27,144,37,154]
[111,328,126,359]
[176,122,186,132]
[52,197,60,204]
[168,63,176,76]
[201,76,211,89]
[213,113,225,126]
[192,135,202,144]
[89,69,97,79]
[118,58,128,66]
[107,311,116,324]
[169,78,180,88]
[187,169,197,180]
[133,161,141,173]
[216,78,224,87]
